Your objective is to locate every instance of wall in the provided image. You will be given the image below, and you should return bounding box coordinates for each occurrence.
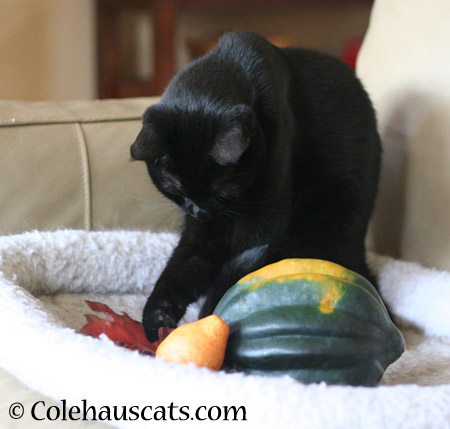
[0,0,96,101]
[0,1,371,101]
[120,3,372,85]
[178,4,371,67]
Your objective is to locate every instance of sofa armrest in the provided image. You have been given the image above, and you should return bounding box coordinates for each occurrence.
[357,0,450,271]
[0,98,181,235]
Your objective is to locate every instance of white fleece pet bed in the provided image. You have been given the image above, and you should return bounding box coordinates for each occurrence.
[0,230,449,429]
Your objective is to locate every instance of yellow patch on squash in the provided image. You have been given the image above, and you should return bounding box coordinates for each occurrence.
[318,281,345,314]
[245,271,346,314]
[238,259,350,313]
[239,258,356,287]
[155,315,229,370]
[247,272,341,291]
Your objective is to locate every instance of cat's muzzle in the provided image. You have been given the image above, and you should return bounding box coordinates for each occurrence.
[191,206,211,222]
[183,200,211,222]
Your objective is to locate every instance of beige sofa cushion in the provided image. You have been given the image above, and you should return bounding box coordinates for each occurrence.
[0,98,182,235]
[357,0,450,270]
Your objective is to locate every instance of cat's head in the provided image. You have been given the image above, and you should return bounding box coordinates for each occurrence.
[130,103,262,221]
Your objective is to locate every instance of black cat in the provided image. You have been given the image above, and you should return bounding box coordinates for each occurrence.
[130,31,381,341]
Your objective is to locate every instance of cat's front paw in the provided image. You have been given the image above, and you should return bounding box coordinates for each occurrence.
[143,302,178,342]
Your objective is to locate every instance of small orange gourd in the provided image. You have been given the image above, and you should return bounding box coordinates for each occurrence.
[156,315,229,370]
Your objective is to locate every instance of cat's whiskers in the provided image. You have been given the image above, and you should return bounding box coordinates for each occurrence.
[135,202,179,212]
[242,194,295,205]
[222,210,239,221]
[225,171,250,181]
[140,205,181,214]
[125,194,179,212]
[126,193,175,205]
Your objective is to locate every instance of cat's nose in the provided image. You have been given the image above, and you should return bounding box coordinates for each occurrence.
[189,204,210,221]
[185,200,211,221]
[194,207,211,222]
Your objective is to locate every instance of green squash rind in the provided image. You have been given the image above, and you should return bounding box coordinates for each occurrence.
[214,258,388,317]
[217,274,391,328]
[213,259,404,386]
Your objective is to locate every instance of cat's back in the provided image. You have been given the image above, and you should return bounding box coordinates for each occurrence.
[216,33,374,119]
[280,46,375,119]
[215,32,362,94]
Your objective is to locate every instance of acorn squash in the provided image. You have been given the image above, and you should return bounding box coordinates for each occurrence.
[214,259,404,386]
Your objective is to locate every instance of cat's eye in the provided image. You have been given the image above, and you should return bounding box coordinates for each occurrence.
[211,182,240,201]
[159,170,183,196]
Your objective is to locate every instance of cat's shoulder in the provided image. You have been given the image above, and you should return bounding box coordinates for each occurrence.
[215,31,276,60]
[217,31,270,49]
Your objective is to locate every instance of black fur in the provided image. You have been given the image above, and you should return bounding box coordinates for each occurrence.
[130,31,381,341]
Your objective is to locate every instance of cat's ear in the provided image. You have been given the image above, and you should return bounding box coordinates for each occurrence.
[130,105,168,161]
[210,126,249,165]
[130,125,162,161]
[131,125,168,162]
[210,105,255,165]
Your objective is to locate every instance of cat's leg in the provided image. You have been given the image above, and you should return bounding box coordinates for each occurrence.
[199,244,269,317]
[281,224,378,287]
[143,240,218,341]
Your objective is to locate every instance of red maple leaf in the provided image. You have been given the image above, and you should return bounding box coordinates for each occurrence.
[78,300,172,355]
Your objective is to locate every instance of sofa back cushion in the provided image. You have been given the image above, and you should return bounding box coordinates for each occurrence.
[0,98,181,234]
